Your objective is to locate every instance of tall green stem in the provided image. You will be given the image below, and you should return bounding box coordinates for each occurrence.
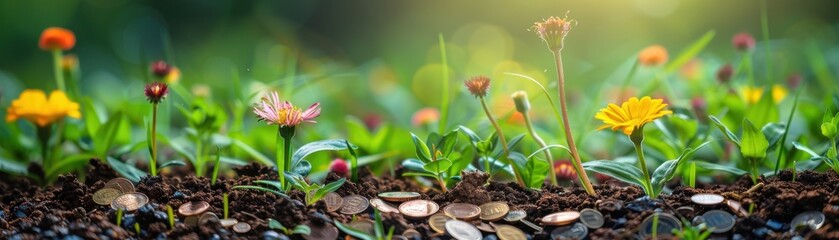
[749,158,759,184]
[479,97,523,185]
[552,50,596,196]
[37,126,52,171]
[523,112,556,185]
[52,50,66,91]
[630,131,653,197]
[150,103,159,176]
[278,126,296,189]
[438,34,450,134]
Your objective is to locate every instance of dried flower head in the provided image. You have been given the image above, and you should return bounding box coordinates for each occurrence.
[6,89,80,127]
[638,45,669,66]
[144,82,170,104]
[411,107,440,127]
[465,76,491,98]
[532,14,575,51]
[253,91,321,127]
[732,32,756,51]
[511,91,531,113]
[151,60,172,77]
[717,63,734,83]
[595,96,673,135]
[39,27,76,51]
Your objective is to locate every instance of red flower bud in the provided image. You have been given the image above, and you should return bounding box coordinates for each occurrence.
[330,158,350,178]
[732,32,756,51]
[716,63,733,83]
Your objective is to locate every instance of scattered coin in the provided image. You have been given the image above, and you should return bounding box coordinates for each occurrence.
[479,202,509,222]
[184,216,199,227]
[178,201,210,216]
[219,218,238,228]
[702,210,736,233]
[550,222,588,240]
[692,216,705,226]
[541,211,580,226]
[303,223,339,240]
[579,208,604,229]
[691,193,725,205]
[111,193,148,211]
[444,203,481,220]
[429,213,453,233]
[402,229,421,239]
[348,219,376,236]
[340,195,369,215]
[520,219,543,232]
[92,187,123,205]
[676,206,695,217]
[370,198,400,213]
[232,222,251,233]
[399,200,439,218]
[725,199,749,217]
[638,213,681,239]
[595,199,623,212]
[199,212,219,225]
[475,221,496,233]
[445,219,482,240]
[790,211,826,231]
[494,224,526,240]
[378,192,421,202]
[324,192,343,212]
[503,210,526,222]
[106,178,135,193]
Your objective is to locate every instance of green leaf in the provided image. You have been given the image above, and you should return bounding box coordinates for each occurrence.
[346,140,359,182]
[741,119,769,159]
[695,161,748,175]
[95,112,124,157]
[401,158,426,172]
[522,157,549,189]
[583,160,646,189]
[268,218,286,231]
[458,125,482,145]
[410,133,432,163]
[291,160,312,176]
[334,221,376,240]
[292,139,356,168]
[762,123,786,150]
[0,155,27,175]
[312,178,346,205]
[650,141,709,197]
[423,159,452,174]
[437,130,460,158]
[107,157,148,183]
[292,225,311,236]
[526,144,571,160]
[254,180,286,191]
[158,160,186,169]
[709,116,741,148]
[401,172,439,178]
[664,30,716,73]
[81,98,101,138]
[231,185,287,196]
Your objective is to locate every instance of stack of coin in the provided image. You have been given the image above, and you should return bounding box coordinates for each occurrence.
[443,203,481,220]
[378,192,421,202]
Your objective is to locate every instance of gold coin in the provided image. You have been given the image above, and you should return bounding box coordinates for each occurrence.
[93,187,123,205]
[429,213,452,233]
[340,195,369,215]
[324,192,343,212]
[178,201,211,216]
[232,222,251,233]
[444,203,481,220]
[110,193,148,211]
[475,221,496,233]
[378,192,421,202]
[184,216,199,227]
[370,198,400,213]
[220,218,238,228]
[398,200,439,218]
[541,211,580,226]
[479,202,509,222]
[106,178,135,193]
[494,224,526,240]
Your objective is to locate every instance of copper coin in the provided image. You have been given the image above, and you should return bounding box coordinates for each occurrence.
[691,193,725,205]
[475,221,496,233]
[541,211,580,226]
[348,219,376,235]
[378,192,421,202]
[444,203,481,220]
[429,213,453,233]
[232,222,251,233]
[446,219,482,240]
[402,229,421,239]
[178,201,211,216]
[494,224,526,240]
[93,187,123,205]
[304,222,339,240]
[199,212,219,225]
[324,192,343,212]
[503,210,526,222]
[106,178,135,193]
[340,195,369,215]
[111,193,148,211]
[370,198,400,213]
[479,202,509,222]
[399,200,439,218]
[220,218,238,228]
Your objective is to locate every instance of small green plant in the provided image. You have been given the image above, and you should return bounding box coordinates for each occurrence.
[335,209,394,240]
[268,218,311,236]
[134,222,140,235]
[116,208,124,227]
[345,140,359,182]
[818,110,839,172]
[211,147,222,185]
[166,205,175,229]
[222,193,229,219]
[143,81,169,176]
[710,116,778,184]
[458,126,525,177]
[673,220,713,240]
[288,176,346,206]
[401,130,464,193]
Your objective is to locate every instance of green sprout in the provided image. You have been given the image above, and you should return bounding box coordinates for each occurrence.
[402,130,465,193]
[134,222,140,235]
[512,90,559,186]
[211,147,222,185]
[116,208,124,227]
[268,218,311,236]
[335,209,394,240]
[673,220,713,240]
[289,176,346,206]
[223,193,229,219]
[710,116,774,184]
[166,205,175,229]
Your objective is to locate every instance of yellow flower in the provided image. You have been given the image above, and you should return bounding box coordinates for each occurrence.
[6,89,80,127]
[742,85,787,104]
[595,96,672,135]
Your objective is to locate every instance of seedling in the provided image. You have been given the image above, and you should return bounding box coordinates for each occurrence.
[211,147,222,185]
[401,130,464,193]
[289,176,346,206]
[268,218,311,236]
[673,220,713,240]
[144,81,169,176]
[222,193,229,219]
[709,116,775,184]
[345,140,359,182]
[134,222,140,235]
[512,90,558,186]
[335,209,394,240]
[458,126,525,177]
[166,205,175,229]
[116,208,124,227]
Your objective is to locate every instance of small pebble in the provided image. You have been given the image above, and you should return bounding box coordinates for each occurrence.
[154,211,168,220]
[209,234,221,240]
[0,210,5,218]
[732,234,746,240]
[614,217,627,228]
[482,234,498,240]
[43,230,56,238]
[752,227,770,237]
[121,214,136,228]
[61,235,83,240]
[172,191,185,199]
[138,204,154,215]
[765,219,788,231]
[262,230,281,240]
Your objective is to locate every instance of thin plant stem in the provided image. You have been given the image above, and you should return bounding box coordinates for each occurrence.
[522,112,556,185]
[774,87,801,174]
[438,34,450,134]
[761,0,773,84]
[749,158,759,184]
[37,126,52,171]
[150,103,159,176]
[552,50,596,195]
[52,49,65,91]
[630,131,653,197]
[195,137,203,175]
[275,126,285,188]
[689,162,696,188]
[479,97,523,185]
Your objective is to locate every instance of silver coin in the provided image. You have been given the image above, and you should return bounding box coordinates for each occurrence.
[638,213,681,238]
[445,219,482,240]
[503,210,526,222]
[520,219,543,232]
[550,222,588,240]
[701,210,735,233]
[690,193,725,205]
[790,211,826,231]
[676,206,695,217]
[579,208,604,229]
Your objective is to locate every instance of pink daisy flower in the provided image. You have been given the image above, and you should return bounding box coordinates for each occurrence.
[253,91,320,127]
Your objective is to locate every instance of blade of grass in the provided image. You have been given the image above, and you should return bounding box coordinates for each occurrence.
[774,87,801,174]
[438,33,450,134]
[761,0,773,84]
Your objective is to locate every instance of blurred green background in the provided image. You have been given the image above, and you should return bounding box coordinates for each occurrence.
[1,0,838,177]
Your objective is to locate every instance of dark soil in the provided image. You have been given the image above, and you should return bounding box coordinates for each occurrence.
[1,159,837,239]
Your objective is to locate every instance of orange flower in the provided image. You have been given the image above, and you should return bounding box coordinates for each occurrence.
[39,27,76,51]
[464,76,491,98]
[6,89,80,127]
[638,45,668,66]
[411,107,440,127]
[595,96,672,135]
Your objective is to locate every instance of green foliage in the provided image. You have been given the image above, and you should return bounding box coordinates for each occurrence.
[711,116,777,183]
[268,218,311,236]
[511,144,570,189]
[334,209,393,240]
[211,147,222,185]
[288,176,346,206]
[291,139,359,177]
[402,130,464,192]
[166,205,175,229]
[673,220,713,240]
[741,119,769,159]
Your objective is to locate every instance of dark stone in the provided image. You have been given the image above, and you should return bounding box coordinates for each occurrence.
[173,191,185,199]
[482,234,498,240]
[752,227,770,237]
[262,230,281,240]
[154,211,168,220]
[138,204,155,215]
[614,217,627,228]
[765,219,788,231]
[61,235,83,240]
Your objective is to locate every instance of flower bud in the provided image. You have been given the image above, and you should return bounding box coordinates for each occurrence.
[732,32,756,51]
[329,158,350,178]
[638,45,668,66]
[717,63,733,83]
[144,81,169,104]
[511,91,531,113]
[151,60,172,77]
